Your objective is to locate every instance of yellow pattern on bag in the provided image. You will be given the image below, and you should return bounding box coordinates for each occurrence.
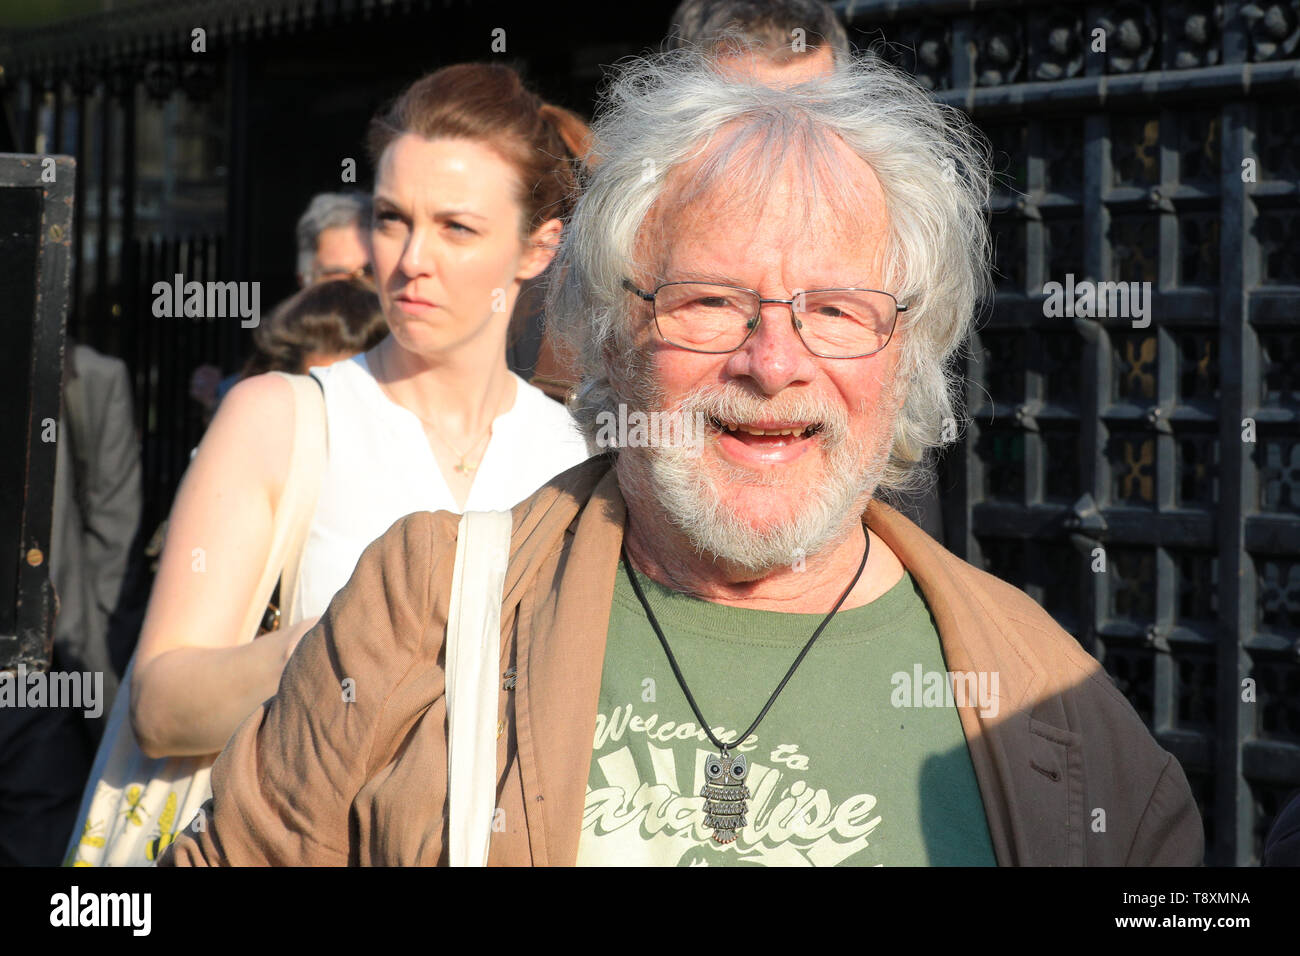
[61,372,327,867]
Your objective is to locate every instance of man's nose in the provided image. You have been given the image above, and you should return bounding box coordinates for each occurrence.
[722,302,818,395]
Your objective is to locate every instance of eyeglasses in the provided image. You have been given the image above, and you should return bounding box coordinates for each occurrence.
[623,279,907,359]
[318,264,374,282]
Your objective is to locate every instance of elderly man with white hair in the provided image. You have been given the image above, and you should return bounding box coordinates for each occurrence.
[161,49,1202,867]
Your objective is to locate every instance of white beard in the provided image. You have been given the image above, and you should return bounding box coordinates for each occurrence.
[617,382,895,574]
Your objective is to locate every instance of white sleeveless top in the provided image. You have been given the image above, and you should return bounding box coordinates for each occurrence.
[295,353,591,619]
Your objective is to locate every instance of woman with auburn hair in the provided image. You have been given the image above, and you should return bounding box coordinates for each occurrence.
[121,62,592,768]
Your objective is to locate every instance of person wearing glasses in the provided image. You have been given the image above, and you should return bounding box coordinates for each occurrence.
[295,192,375,287]
[161,47,1201,867]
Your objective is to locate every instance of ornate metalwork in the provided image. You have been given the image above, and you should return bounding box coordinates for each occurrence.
[1261,331,1300,406]
[1113,334,1158,404]
[1177,654,1217,728]
[1168,0,1223,68]
[1065,493,1108,536]
[871,18,951,91]
[1108,215,1159,283]
[1259,559,1300,634]
[1177,432,1220,505]
[1255,655,1300,737]
[1045,219,1083,281]
[1257,207,1300,281]
[1179,213,1220,285]
[1110,433,1157,503]
[1098,2,1160,73]
[1260,439,1300,513]
[1042,121,1084,194]
[1105,646,1156,723]
[1030,10,1085,81]
[1177,332,1219,403]
[1111,114,1160,186]
[1256,101,1300,179]
[1177,552,1220,625]
[974,12,1025,86]
[1244,1,1300,61]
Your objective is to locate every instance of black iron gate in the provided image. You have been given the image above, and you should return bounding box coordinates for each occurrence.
[839,0,1300,864]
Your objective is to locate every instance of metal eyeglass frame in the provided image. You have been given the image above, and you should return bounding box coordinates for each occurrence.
[622,278,907,359]
[318,263,375,282]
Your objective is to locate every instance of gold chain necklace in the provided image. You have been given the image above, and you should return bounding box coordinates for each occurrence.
[372,350,496,475]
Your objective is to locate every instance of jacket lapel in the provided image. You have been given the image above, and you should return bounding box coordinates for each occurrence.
[509,462,625,866]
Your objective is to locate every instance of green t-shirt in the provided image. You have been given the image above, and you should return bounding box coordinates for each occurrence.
[575,563,997,866]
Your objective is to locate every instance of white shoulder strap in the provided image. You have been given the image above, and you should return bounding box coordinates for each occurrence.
[235,371,327,642]
[276,372,328,627]
[445,508,513,867]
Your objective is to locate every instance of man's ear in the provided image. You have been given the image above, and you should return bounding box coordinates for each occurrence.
[517,218,563,281]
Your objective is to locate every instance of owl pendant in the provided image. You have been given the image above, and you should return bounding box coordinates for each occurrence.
[700,751,750,844]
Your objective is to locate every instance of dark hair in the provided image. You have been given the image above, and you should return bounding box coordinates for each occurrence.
[366,62,590,236]
[240,278,388,379]
[668,0,850,59]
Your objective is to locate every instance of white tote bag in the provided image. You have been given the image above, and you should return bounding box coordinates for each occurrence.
[445,509,513,867]
[63,372,327,866]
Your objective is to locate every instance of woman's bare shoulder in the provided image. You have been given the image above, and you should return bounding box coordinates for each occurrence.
[217,371,297,425]
[202,372,302,492]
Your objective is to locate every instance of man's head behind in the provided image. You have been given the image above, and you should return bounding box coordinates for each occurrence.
[296,191,374,286]
[669,0,849,81]
[549,49,991,570]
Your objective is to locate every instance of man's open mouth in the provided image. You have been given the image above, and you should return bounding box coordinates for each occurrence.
[707,416,824,446]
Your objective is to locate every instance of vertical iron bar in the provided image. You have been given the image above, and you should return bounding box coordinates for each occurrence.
[1216,101,1250,866]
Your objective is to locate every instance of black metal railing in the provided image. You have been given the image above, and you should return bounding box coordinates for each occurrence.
[124,234,238,536]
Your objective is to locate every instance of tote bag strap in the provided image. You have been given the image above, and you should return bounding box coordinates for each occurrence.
[274,372,328,627]
[445,509,513,867]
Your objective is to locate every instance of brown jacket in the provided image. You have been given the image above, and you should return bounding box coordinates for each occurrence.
[160,456,1203,866]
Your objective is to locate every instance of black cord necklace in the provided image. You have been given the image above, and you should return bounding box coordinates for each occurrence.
[620,532,871,844]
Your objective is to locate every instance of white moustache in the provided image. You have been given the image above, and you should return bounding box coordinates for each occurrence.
[674,385,850,444]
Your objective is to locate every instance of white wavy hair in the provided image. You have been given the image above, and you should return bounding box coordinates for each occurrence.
[547,46,992,499]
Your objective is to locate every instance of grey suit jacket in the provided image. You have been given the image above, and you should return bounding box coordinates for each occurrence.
[50,343,142,738]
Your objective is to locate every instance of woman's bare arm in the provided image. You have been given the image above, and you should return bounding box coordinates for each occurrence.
[130,373,316,758]
[159,511,455,866]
